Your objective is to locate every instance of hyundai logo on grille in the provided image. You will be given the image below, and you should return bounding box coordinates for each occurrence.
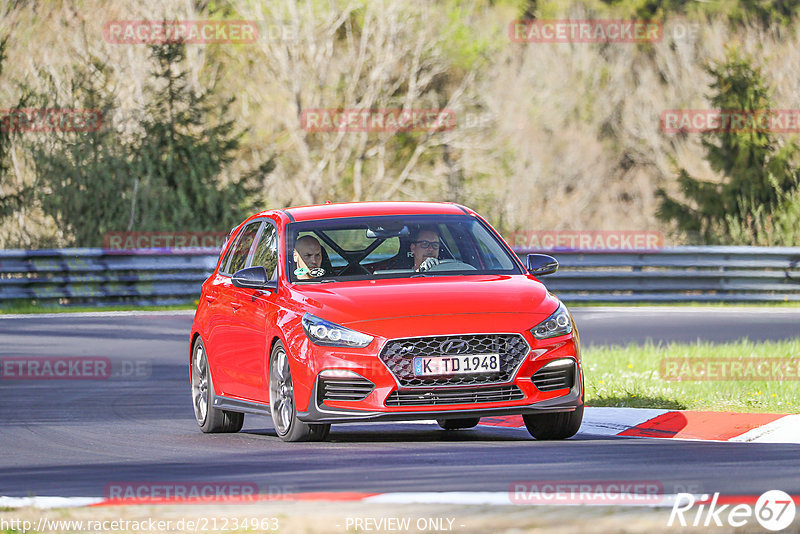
[440,339,469,354]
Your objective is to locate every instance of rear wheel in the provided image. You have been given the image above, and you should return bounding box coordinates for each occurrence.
[436,417,481,430]
[269,342,330,442]
[191,337,244,433]
[523,406,583,440]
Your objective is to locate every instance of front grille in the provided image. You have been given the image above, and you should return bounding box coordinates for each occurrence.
[318,376,375,404]
[379,334,529,387]
[385,385,524,407]
[531,361,576,392]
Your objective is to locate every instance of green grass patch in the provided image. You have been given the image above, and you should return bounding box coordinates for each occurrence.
[0,302,196,314]
[584,338,800,413]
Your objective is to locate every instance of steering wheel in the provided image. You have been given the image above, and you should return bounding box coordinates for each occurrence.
[421,259,477,272]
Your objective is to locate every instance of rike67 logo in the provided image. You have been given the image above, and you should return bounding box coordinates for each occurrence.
[669,490,796,531]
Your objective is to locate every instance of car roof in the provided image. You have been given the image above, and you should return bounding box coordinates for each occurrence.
[266,201,472,222]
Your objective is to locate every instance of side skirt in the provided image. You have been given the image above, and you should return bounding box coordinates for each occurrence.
[213,395,271,416]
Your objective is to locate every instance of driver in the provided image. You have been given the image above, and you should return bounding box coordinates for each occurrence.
[293,235,326,279]
[410,227,441,272]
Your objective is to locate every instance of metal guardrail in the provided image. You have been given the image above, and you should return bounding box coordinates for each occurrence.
[0,246,799,307]
[0,248,219,307]
[519,246,800,302]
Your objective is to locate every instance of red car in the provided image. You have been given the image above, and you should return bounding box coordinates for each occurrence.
[190,202,583,441]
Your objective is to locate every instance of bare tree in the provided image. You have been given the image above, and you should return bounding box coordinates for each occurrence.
[238,0,488,206]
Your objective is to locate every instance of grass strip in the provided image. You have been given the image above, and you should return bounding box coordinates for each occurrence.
[584,338,800,413]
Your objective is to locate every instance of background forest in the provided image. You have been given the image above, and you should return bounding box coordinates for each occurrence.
[1,0,799,248]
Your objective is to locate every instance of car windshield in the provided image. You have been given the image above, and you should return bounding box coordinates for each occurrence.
[286,214,522,283]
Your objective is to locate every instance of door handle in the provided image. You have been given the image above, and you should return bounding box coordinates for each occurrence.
[205,294,217,303]
[231,301,242,310]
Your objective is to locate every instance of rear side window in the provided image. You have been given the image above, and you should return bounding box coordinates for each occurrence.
[224,221,262,275]
[250,223,279,280]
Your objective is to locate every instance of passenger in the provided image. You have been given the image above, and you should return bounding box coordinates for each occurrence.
[293,235,326,279]
[410,227,441,272]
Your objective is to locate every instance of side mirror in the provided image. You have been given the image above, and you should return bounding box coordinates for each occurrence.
[232,266,277,290]
[526,254,558,276]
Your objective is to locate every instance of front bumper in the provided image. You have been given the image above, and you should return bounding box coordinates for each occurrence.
[296,338,583,424]
[280,319,585,424]
[296,378,583,424]
[213,334,583,424]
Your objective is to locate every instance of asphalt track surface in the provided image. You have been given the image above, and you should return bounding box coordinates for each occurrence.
[1,308,799,499]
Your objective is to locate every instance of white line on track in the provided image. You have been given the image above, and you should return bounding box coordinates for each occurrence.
[0,310,196,319]
[0,493,705,509]
[730,414,800,443]
[0,496,103,509]
[364,491,706,507]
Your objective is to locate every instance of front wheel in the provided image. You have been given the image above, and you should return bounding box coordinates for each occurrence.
[269,342,330,442]
[191,337,244,433]
[523,406,583,440]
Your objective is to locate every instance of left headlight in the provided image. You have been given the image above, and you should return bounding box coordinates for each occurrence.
[531,302,573,340]
[302,313,374,348]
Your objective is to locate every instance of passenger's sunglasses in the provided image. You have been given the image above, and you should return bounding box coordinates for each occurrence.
[412,240,440,250]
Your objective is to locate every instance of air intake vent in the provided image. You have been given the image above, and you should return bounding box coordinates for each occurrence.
[385,385,523,407]
[379,334,529,387]
[318,376,375,404]
[531,360,576,392]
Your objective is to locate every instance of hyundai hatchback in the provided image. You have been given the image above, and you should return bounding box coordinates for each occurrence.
[190,201,583,441]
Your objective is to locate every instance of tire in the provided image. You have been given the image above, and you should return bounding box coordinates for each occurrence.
[269,341,331,442]
[191,337,244,433]
[523,405,583,440]
[436,417,481,430]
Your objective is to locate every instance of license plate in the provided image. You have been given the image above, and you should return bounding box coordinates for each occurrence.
[413,354,500,376]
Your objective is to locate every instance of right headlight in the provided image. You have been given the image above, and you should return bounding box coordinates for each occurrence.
[302,313,374,348]
[531,302,573,340]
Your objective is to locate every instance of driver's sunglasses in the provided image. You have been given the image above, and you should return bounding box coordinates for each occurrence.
[413,240,440,250]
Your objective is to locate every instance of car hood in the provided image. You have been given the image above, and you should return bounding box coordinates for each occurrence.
[290,275,558,333]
